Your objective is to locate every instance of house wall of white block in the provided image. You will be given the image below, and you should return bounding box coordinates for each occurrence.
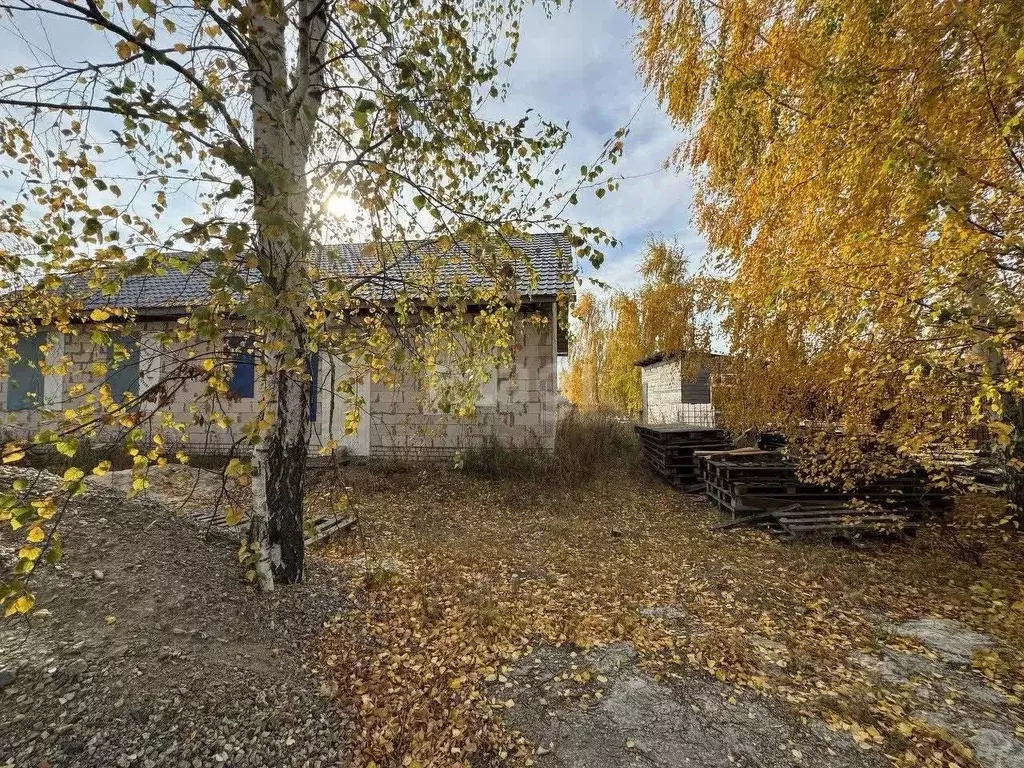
[0,309,560,459]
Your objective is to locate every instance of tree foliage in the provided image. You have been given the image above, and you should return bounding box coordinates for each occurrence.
[628,0,1024,505]
[0,0,625,613]
[562,240,714,414]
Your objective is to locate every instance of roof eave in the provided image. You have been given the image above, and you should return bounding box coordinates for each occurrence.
[125,291,573,320]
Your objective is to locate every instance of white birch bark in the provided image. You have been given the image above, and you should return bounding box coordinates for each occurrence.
[246,0,328,590]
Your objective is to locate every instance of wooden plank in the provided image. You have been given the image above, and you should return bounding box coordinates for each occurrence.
[306,515,356,546]
[711,506,798,530]
[781,522,916,534]
[184,507,355,546]
[776,514,909,525]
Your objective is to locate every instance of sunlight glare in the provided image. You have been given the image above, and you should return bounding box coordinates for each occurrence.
[326,193,359,221]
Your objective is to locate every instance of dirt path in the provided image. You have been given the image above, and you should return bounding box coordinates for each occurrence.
[0,467,348,768]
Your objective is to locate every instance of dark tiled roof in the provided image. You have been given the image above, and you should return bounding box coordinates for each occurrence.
[314,234,574,303]
[68,233,575,312]
[65,266,216,310]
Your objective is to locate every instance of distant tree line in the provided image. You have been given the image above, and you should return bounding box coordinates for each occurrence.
[562,240,716,416]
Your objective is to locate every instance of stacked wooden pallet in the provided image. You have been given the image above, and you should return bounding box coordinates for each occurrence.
[635,424,733,490]
[697,450,939,538]
[917,446,1004,494]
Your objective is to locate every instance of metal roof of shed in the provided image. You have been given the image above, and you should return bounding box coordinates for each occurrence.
[634,351,728,368]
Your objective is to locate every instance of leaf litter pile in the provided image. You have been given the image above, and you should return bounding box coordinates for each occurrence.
[312,465,1024,768]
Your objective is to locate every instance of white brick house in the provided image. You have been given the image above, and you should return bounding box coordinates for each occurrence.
[0,235,573,459]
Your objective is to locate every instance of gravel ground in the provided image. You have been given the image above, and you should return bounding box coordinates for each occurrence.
[0,467,349,768]
[500,642,883,768]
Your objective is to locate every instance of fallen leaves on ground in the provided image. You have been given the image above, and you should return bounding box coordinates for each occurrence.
[313,466,1024,768]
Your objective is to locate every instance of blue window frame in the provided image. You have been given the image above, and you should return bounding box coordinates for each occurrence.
[308,353,318,422]
[6,331,45,410]
[108,334,140,404]
[227,337,256,399]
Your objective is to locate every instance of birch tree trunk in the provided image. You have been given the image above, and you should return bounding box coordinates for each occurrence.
[246,0,326,589]
[1003,396,1024,527]
[974,329,1023,528]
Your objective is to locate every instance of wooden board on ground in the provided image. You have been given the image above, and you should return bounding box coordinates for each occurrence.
[184,508,355,546]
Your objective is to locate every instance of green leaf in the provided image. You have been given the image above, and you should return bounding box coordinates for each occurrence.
[44,533,63,564]
[56,439,78,458]
[353,97,378,129]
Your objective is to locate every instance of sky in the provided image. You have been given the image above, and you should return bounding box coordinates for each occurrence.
[0,0,706,298]
[501,2,706,296]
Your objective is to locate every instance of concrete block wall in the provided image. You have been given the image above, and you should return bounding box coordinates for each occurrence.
[0,321,258,452]
[641,359,683,425]
[640,358,716,426]
[2,307,562,460]
[368,314,558,459]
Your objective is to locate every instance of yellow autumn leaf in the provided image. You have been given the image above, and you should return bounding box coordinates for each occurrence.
[26,526,45,543]
[4,594,34,617]
[114,39,135,60]
[224,507,245,526]
[2,450,26,464]
[18,545,42,561]
[90,308,111,321]
[33,497,57,519]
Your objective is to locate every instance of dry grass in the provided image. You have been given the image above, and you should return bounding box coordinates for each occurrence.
[313,462,1024,768]
[460,410,641,483]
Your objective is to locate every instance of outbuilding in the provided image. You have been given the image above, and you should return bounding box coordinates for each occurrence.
[635,351,725,426]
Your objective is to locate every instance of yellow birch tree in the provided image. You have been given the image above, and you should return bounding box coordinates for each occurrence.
[564,240,715,415]
[628,0,1024,514]
[0,0,624,614]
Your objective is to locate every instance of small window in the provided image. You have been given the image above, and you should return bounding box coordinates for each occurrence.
[108,334,140,403]
[6,331,45,410]
[226,337,256,399]
[425,364,498,413]
[308,353,319,422]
